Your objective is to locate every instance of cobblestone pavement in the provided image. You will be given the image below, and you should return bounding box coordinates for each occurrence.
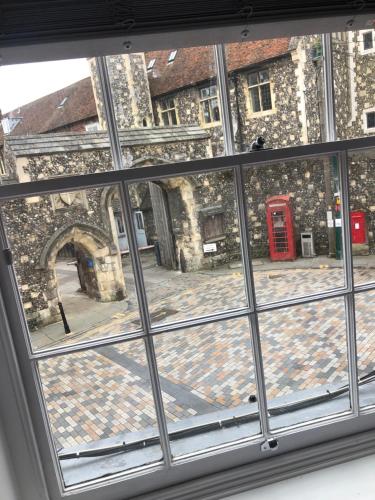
[38,262,375,449]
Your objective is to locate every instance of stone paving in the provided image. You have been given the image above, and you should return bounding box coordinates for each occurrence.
[35,258,375,450]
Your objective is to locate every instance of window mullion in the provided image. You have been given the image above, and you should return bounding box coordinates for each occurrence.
[339,150,360,416]
[234,165,271,438]
[96,57,173,467]
[214,44,235,156]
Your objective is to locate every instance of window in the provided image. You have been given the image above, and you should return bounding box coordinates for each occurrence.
[147,58,155,70]
[3,27,375,500]
[168,50,177,63]
[363,31,373,51]
[200,84,220,124]
[0,156,5,175]
[367,112,375,129]
[160,97,177,125]
[248,69,272,113]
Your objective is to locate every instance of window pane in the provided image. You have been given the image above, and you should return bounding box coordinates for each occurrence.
[348,148,375,286]
[260,84,272,111]
[203,100,211,123]
[333,30,375,140]
[154,318,260,456]
[129,170,247,326]
[248,72,258,86]
[211,97,220,122]
[259,70,269,83]
[38,340,162,486]
[355,289,375,408]
[162,112,170,126]
[0,58,114,182]
[171,109,178,125]
[244,154,345,304]
[250,87,261,113]
[258,297,350,430]
[1,185,142,352]
[363,31,373,51]
[367,112,375,129]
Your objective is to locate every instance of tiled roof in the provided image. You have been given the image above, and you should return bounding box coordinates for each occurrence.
[5,126,209,156]
[3,77,97,136]
[146,38,291,97]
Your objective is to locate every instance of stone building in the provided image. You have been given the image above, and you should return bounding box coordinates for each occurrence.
[1,30,375,328]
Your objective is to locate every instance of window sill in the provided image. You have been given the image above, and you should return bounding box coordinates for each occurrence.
[204,236,226,243]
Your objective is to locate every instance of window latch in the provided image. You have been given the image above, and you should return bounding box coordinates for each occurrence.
[3,248,13,265]
[261,438,279,452]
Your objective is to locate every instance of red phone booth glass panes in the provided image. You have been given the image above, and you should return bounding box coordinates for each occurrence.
[266,196,296,261]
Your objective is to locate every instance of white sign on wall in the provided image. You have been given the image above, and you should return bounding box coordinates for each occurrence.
[203,243,217,253]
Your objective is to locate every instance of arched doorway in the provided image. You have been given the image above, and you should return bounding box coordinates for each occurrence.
[38,223,126,326]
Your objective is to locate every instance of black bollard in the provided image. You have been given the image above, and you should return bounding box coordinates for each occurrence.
[58,301,71,334]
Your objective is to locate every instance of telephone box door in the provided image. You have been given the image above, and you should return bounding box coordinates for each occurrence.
[266,196,296,261]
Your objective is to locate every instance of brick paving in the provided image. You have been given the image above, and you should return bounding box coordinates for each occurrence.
[37,265,375,450]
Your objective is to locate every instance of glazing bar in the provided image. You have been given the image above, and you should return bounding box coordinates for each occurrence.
[339,150,359,415]
[118,182,172,466]
[214,44,236,156]
[234,165,271,438]
[3,139,375,201]
[95,57,124,170]
[96,57,173,466]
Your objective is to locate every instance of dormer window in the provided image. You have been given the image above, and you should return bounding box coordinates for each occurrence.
[168,50,177,63]
[147,58,156,71]
[57,97,68,109]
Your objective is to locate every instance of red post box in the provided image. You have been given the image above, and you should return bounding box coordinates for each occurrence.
[350,211,367,244]
[266,195,296,261]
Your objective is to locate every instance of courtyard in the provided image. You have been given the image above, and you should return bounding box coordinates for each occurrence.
[30,251,375,451]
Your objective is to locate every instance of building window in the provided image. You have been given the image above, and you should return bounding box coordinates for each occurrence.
[360,30,375,54]
[135,211,145,230]
[200,85,220,124]
[0,156,5,175]
[363,108,375,132]
[160,98,177,126]
[248,70,272,113]
[367,112,375,129]
[168,50,177,63]
[203,212,224,241]
[363,31,373,51]
[147,58,156,70]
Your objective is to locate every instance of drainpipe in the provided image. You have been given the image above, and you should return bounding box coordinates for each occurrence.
[322,33,338,258]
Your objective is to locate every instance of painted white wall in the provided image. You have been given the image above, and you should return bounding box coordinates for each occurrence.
[225,454,375,500]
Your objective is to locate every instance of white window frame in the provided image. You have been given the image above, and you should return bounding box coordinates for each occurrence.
[362,107,375,133]
[2,23,375,500]
[199,84,221,124]
[247,69,273,114]
[160,97,178,126]
[359,29,375,55]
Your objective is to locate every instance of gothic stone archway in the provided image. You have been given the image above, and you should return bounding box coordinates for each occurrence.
[37,223,126,326]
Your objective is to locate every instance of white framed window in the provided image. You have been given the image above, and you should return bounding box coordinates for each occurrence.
[359,29,375,54]
[362,108,375,133]
[160,97,177,125]
[168,50,177,63]
[2,25,375,500]
[147,58,156,71]
[199,84,220,124]
[248,69,273,113]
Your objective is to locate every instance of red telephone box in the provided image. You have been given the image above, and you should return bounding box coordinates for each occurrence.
[350,211,367,244]
[266,195,296,261]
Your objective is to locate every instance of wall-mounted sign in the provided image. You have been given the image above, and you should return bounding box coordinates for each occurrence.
[335,219,342,227]
[203,243,217,253]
